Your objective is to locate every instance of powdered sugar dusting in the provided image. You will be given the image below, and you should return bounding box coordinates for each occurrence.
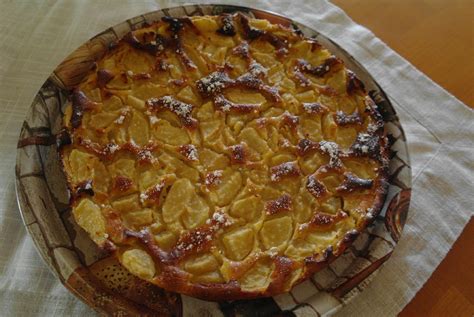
[149,115,159,125]
[302,102,327,114]
[213,212,225,224]
[179,144,199,161]
[161,95,191,117]
[298,223,309,231]
[367,123,379,133]
[306,174,326,198]
[175,228,213,254]
[114,107,130,124]
[147,96,197,128]
[205,170,223,187]
[319,140,341,167]
[249,61,268,77]
[140,192,149,203]
[137,149,157,163]
[208,210,232,230]
[104,143,119,155]
[268,247,279,257]
[196,71,232,96]
[265,194,292,215]
[230,143,246,164]
[114,115,125,124]
[280,138,291,148]
[270,161,300,182]
[351,132,380,157]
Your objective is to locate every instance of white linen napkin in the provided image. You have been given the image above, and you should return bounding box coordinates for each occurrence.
[0,1,472,316]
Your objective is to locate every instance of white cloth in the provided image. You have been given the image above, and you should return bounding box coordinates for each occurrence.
[0,1,472,316]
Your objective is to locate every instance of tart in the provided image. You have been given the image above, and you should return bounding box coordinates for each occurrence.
[59,13,389,300]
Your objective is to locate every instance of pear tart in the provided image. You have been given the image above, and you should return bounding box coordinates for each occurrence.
[59,13,389,300]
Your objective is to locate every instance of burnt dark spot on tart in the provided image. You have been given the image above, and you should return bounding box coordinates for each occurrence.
[351,132,381,158]
[229,143,247,164]
[136,147,157,164]
[141,181,165,205]
[248,61,267,78]
[113,176,133,192]
[103,143,121,159]
[262,33,289,57]
[302,102,329,115]
[197,71,281,103]
[265,194,292,215]
[307,38,323,51]
[175,45,197,70]
[131,72,152,80]
[342,229,359,243]
[217,14,236,36]
[336,172,373,193]
[171,227,214,259]
[196,71,234,98]
[214,94,260,113]
[293,70,311,87]
[179,144,199,161]
[70,89,97,128]
[334,110,363,126]
[146,96,197,128]
[124,142,158,163]
[235,73,281,102]
[123,32,166,56]
[346,70,365,94]
[365,97,385,127]
[270,161,300,182]
[97,69,115,88]
[267,256,295,293]
[292,25,305,37]
[309,210,347,229]
[281,111,299,126]
[75,137,107,158]
[74,179,94,197]
[318,85,338,96]
[162,16,194,34]
[297,56,342,77]
[306,174,326,198]
[169,78,187,87]
[296,138,320,156]
[324,245,334,258]
[75,139,157,163]
[155,59,169,71]
[304,244,333,266]
[170,212,230,261]
[204,170,223,187]
[232,41,250,60]
[161,16,197,70]
[239,13,264,40]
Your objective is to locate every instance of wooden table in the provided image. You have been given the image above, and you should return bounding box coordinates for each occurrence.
[331,1,474,315]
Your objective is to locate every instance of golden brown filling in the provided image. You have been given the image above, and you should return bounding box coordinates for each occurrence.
[60,14,387,298]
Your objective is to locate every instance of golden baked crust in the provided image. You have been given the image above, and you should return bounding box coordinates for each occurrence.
[59,13,389,300]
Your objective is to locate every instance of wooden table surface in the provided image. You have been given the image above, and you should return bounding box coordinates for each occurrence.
[331,0,474,316]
